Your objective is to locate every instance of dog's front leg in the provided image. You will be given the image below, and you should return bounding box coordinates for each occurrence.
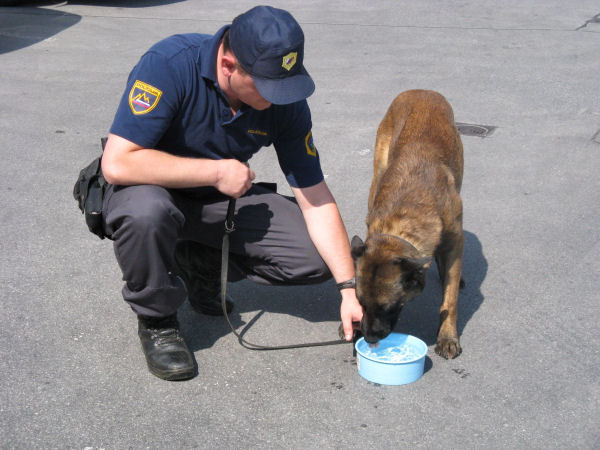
[435,233,464,359]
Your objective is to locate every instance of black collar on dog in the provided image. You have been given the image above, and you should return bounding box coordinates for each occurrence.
[371,232,423,256]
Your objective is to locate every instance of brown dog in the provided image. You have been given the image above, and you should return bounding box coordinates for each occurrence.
[351,89,464,359]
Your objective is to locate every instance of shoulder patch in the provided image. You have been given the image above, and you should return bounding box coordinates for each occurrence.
[129,80,162,115]
[305,131,317,156]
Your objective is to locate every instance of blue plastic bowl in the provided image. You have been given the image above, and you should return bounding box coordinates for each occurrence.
[355,333,427,385]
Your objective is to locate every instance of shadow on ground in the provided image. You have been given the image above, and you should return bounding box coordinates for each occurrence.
[0,0,184,54]
[68,0,185,6]
[180,279,343,352]
[0,6,80,54]
[179,230,486,354]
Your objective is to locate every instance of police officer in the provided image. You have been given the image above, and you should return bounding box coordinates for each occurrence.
[101,5,363,380]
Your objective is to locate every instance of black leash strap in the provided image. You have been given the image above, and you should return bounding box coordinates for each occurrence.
[221,198,350,350]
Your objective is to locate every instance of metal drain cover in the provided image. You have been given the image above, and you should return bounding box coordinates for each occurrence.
[455,122,496,137]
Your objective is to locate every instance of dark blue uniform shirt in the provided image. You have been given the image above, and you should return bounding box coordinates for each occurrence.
[110,26,323,189]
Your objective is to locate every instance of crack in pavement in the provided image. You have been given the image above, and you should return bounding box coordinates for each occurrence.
[576,12,600,30]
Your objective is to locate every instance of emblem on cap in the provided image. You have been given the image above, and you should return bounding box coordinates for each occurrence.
[282,52,298,71]
[129,80,162,115]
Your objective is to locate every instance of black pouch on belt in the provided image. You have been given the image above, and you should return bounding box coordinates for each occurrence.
[72,138,110,240]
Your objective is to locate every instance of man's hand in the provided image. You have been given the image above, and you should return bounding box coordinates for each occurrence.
[340,289,363,341]
[215,159,255,198]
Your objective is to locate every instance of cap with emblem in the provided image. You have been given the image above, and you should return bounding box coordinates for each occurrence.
[229,5,315,105]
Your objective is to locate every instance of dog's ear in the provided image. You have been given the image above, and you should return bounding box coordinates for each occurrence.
[394,257,430,291]
[394,256,431,271]
[350,235,366,260]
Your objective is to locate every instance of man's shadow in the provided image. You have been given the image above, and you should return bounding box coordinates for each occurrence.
[179,280,343,352]
[177,182,486,354]
[181,230,486,354]
[178,197,343,352]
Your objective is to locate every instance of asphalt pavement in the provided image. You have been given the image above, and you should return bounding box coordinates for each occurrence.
[1,1,599,448]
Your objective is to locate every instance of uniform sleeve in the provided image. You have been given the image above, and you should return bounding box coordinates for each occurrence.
[109,51,180,149]
[273,100,324,188]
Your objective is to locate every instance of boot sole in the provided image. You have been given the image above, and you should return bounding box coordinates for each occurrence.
[146,362,196,381]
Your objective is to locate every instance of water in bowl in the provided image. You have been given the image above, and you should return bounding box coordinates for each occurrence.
[361,343,422,363]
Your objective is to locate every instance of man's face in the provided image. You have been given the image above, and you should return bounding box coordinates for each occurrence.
[229,68,272,111]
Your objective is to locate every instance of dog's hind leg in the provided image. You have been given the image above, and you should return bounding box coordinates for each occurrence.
[434,232,464,359]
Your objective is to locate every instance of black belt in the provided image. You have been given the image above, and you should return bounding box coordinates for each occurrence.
[220,198,351,350]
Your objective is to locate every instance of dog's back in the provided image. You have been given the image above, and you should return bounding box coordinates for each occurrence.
[386,89,462,188]
[367,90,463,254]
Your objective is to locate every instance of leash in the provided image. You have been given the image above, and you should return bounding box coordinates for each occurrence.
[220,197,351,350]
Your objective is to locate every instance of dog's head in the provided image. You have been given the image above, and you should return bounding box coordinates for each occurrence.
[351,234,430,344]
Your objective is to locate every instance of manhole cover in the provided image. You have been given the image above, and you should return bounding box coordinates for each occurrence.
[455,122,496,138]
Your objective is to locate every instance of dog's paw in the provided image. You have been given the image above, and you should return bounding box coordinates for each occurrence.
[435,337,462,359]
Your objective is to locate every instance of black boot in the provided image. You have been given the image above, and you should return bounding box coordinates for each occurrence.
[137,314,196,381]
[174,240,234,316]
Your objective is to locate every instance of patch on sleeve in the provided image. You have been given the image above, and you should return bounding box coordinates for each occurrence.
[128,80,162,115]
[305,130,317,156]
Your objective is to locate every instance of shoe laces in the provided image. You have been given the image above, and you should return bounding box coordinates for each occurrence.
[149,327,185,346]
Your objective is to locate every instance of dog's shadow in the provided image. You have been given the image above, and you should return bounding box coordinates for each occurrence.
[394,230,487,348]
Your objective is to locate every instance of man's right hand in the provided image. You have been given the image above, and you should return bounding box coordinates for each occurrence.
[215,159,256,198]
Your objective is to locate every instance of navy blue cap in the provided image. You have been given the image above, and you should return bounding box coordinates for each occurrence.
[229,5,315,105]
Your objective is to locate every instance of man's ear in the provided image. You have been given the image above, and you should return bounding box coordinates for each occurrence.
[220,52,237,77]
[350,235,366,261]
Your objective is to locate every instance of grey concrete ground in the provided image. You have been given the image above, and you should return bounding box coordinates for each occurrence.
[1,1,599,448]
